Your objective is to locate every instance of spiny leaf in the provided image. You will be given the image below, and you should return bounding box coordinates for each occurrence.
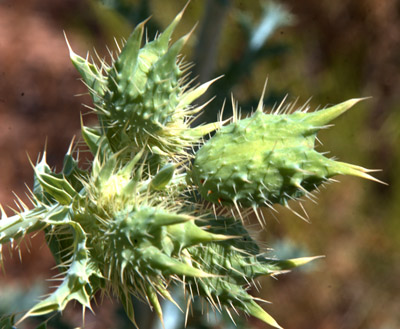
[19,221,101,323]
[66,33,106,104]
[244,300,283,329]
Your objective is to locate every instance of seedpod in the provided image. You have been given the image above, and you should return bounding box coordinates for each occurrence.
[190,97,383,208]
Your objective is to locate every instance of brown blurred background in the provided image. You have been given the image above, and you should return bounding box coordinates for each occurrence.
[0,0,399,328]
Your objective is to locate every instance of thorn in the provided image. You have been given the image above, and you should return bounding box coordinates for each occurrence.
[225,307,237,325]
[231,94,238,123]
[231,199,244,222]
[219,98,227,123]
[256,78,268,112]
[285,202,310,223]
[274,94,288,115]
[64,31,76,59]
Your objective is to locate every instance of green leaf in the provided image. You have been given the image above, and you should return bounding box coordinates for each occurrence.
[34,171,78,205]
[66,34,106,105]
[150,163,175,190]
[21,221,101,322]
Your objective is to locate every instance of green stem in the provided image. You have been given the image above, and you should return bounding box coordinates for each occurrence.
[0,208,48,245]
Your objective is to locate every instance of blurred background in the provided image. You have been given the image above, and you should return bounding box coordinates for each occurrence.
[0,0,399,328]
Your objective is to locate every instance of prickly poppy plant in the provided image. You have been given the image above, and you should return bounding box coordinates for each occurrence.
[0,6,382,329]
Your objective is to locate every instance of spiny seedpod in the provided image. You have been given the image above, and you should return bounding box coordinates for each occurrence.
[67,5,220,160]
[189,95,382,209]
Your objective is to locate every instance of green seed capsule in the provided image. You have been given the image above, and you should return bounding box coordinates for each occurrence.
[69,9,218,159]
[190,99,380,207]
